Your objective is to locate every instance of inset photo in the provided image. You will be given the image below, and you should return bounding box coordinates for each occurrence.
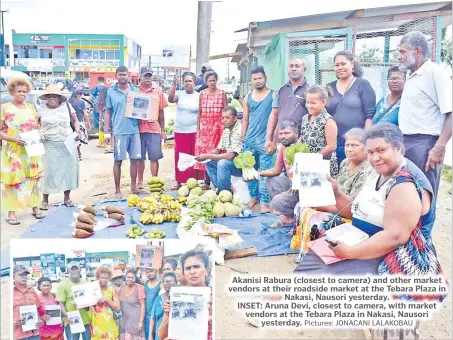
[10,238,214,340]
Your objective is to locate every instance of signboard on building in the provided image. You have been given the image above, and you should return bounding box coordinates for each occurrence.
[15,58,54,72]
[30,35,50,43]
[69,59,120,70]
[160,45,191,70]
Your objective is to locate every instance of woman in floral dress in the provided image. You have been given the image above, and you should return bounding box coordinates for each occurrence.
[194,71,227,189]
[90,266,120,340]
[0,78,44,225]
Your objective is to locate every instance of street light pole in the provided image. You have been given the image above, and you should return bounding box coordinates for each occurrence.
[0,10,9,67]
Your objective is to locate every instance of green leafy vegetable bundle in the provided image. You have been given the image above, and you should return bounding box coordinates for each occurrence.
[233,151,259,181]
[284,143,310,165]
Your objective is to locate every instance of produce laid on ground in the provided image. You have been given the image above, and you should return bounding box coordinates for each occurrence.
[147,176,165,195]
[125,225,145,238]
[71,204,125,238]
[71,176,248,239]
[234,151,260,181]
[177,184,245,231]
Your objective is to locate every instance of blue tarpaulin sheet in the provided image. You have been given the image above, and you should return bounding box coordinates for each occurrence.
[1,198,297,276]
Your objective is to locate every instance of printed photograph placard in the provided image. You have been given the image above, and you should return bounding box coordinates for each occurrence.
[135,245,164,269]
[125,92,160,121]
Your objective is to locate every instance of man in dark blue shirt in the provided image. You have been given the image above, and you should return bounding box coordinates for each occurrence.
[195,63,212,92]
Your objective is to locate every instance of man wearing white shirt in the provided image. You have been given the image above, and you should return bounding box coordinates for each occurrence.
[398,31,452,197]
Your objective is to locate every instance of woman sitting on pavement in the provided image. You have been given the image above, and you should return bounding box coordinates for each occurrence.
[291,127,372,255]
[294,123,437,276]
[38,85,81,209]
[259,120,300,229]
[0,78,45,225]
[372,66,406,126]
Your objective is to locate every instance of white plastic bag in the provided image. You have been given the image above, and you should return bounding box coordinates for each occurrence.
[177,153,210,171]
[231,176,251,204]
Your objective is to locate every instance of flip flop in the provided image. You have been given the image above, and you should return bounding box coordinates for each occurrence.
[137,184,144,190]
[40,202,49,210]
[6,218,20,225]
[64,200,75,207]
[32,212,45,219]
[269,220,295,229]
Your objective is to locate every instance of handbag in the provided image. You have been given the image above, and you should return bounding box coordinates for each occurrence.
[378,170,448,302]
[65,101,75,132]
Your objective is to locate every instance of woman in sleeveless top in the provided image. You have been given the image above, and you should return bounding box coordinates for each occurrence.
[294,123,437,275]
[1,78,44,224]
[119,270,146,340]
[194,71,227,188]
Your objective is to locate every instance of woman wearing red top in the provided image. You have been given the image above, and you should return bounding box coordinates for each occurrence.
[194,71,227,189]
[37,277,64,340]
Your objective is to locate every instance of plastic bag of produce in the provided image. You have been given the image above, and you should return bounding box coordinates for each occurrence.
[231,176,251,204]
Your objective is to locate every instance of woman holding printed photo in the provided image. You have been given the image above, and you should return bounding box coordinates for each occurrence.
[157,249,212,340]
[90,266,120,340]
[37,277,64,340]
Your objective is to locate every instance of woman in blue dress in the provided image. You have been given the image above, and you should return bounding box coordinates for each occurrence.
[149,272,177,340]
[372,66,406,126]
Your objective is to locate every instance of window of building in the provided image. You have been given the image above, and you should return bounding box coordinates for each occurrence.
[53,48,65,59]
[39,49,52,59]
[20,46,39,58]
[93,50,99,59]
[106,50,115,60]
[99,50,105,59]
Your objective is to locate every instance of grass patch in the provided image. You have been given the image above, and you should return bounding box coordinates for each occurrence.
[442,165,452,182]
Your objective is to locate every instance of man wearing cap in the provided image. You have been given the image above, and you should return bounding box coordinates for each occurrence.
[195,63,212,92]
[104,66,141,198]
[56,262,91,340]
[13,265,43,340]
[136,66,168,186]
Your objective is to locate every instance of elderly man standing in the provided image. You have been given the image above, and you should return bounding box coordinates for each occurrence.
[265,58,309,154]
[12,265,43,340]
[398,31,452,197]
[56,262,91,340]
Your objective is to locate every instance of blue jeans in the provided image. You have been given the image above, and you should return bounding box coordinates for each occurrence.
[206,159,242,192]
[93,111,100,130]
[242,144,273,204]
[65,324,91,340]
[336,138,346,167]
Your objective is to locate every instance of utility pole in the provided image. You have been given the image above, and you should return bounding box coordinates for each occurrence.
[195,1,212,74]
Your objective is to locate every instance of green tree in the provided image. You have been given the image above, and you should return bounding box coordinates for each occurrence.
[358,44,383,63]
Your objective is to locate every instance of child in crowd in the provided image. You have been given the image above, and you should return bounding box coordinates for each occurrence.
[300,85,339,177]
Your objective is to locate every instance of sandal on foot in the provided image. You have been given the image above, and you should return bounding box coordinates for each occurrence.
[64,200,75,207]
[6,218,20,225]
[40,202,49,210]
[269,220,295,229]
[32,212,45,219]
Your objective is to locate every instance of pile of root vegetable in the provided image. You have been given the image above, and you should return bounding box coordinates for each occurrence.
[72,205,125,238]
